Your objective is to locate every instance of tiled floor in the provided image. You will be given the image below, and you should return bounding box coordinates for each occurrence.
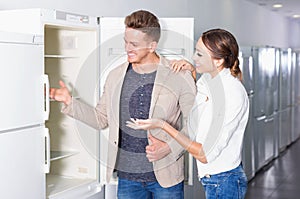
[246,138,300,199]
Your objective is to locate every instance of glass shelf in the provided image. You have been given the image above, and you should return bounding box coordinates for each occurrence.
[45,55,79,59]
[49,96,80,102]
[46,174,95,197]
[50,151,79,161]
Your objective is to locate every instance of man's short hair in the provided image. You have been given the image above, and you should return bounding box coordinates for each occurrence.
[125,10,161,42]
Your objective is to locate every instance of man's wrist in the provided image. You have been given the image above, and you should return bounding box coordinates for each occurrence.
[65,95,72,106]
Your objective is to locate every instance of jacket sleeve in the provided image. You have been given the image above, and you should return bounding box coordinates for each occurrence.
[61,79,110,130]
[167,71,196,160]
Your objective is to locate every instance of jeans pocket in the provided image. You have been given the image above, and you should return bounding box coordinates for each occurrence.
[200,177,218,199]
[237,173,248,198]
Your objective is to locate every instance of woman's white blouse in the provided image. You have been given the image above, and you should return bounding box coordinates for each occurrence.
[188,68,249,178]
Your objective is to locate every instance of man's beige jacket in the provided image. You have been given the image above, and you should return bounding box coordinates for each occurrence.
[62,55,196,188]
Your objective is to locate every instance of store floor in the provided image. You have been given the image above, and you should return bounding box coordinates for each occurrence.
[246,138,300,199]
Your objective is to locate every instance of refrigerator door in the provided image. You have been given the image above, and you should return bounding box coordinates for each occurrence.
[293,52,300,141]
[279,49,292,151]
[0,126,47,199]
[99,17,195,197]
[0,8,98,35]
[239,47,255,180]
[262,47,276,163]
[253,47,266,117]
[0,31,47,131]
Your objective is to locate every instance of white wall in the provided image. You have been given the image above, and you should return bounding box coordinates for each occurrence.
[1,0,299,48]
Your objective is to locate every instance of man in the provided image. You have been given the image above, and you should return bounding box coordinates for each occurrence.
[50,10,196,198]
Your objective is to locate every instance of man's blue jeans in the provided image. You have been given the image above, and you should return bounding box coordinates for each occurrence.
[117,178,184,199]
[200,164,248,199]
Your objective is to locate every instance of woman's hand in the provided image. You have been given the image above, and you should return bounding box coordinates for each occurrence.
[126,118,165,130]
[170,59,195,73]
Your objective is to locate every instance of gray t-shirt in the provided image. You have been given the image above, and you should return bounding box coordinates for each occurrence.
[116,63,157,182]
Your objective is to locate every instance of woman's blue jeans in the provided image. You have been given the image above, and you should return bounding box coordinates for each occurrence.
[200,164,248,199]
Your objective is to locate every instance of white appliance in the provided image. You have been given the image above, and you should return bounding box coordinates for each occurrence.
[0,31,49,199]
[98,17,195,198]
[0,8,194,199]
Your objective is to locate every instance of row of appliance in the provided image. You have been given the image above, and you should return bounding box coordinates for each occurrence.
[1,8,299,199]
[240,46,300,180]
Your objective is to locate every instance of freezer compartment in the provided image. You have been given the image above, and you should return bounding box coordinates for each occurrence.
[278,108,292,151]
[254,115,266,171]
[44,24,101,197]
[0,126,46,199]
[264,115,275,162]
[293,104,300,141]
[242,96,255,180]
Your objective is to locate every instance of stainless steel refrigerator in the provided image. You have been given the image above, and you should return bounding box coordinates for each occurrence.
[292,51,300,141]
[278,48,292,152]
[240,46,255,180]
[252,46,277,171]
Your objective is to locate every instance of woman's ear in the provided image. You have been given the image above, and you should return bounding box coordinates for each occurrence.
[214,58,224,68]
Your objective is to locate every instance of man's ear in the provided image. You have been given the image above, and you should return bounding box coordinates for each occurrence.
[149,41,158,53]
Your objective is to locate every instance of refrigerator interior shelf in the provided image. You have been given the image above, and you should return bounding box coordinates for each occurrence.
[49,96,80,102]
[46,174,95,197]
[50,150,79,161]
[44,55,79,59]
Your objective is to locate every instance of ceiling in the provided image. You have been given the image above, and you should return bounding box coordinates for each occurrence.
[245,0,300,20]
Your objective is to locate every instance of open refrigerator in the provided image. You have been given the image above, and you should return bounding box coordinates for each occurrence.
[0,8,102,199]
[0,8,195,199]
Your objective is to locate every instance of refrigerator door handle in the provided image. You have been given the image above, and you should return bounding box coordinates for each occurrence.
[264,117,274,123]
[44,128,51,173]
[43,74,50,120]
[256,115,266,121]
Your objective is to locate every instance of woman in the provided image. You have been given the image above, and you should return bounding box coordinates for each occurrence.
[126,28,249,199]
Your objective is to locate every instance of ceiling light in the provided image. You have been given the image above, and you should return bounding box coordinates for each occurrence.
[273,4,283,8]
[292,14,300,18]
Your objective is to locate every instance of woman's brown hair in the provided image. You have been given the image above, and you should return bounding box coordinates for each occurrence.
[201,28,242,80]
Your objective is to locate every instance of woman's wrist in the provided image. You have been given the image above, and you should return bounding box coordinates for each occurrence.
[160,120,166,129]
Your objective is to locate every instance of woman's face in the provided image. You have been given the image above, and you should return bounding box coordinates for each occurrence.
[192,37,220,77]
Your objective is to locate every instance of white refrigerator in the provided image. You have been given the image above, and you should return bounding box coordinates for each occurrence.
[0,8,194,199]
[0,31,49,199]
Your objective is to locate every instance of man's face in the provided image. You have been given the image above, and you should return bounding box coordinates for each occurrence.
[124,28,154,65]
